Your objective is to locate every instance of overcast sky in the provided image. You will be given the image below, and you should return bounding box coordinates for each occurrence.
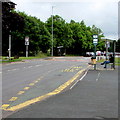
[12,0,119,40]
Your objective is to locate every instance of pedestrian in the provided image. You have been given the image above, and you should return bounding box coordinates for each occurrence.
[101,54,114,68]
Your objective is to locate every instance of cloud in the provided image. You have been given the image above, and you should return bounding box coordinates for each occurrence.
[12,0,118,40]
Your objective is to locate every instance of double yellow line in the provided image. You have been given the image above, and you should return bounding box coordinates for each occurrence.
[3,67,89,112]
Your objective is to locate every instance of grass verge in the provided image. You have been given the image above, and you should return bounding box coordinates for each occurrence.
[1,53,49,63]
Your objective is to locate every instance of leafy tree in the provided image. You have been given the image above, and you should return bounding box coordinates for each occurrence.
[2,3,106,56]
[2,2,24,56]
[11,11,51,56]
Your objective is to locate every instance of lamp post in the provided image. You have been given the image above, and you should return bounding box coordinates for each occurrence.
[51,6,54,57]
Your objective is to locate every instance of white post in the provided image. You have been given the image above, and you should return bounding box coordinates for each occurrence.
[26,45,28,57]
[25,36,29,57]
[9,34,11,59]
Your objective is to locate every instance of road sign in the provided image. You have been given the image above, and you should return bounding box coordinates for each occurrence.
[25,41,29,45]
[93,34,98,39]
[105,41,110,48]
[92,34,98,70]
[25,36,29,45]
[25,36,29,57]
[93,35,98,45]
[93,38,98,46]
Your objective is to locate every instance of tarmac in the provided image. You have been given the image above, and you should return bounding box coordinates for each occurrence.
[3,62,119,119]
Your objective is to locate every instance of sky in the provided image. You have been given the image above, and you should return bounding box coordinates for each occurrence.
[12,0,119,40]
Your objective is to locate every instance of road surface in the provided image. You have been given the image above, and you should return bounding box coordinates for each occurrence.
[4,64,118,119]
[2,57,90,118]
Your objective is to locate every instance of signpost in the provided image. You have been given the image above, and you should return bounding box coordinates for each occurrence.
[93,34,98,70]
[8,34,11,60]
[25,36,29,57]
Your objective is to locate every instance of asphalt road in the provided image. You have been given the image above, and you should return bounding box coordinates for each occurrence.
[2,57,90,118]
[5,65,118,119]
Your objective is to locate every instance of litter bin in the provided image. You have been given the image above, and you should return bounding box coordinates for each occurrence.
[91,57,96,64]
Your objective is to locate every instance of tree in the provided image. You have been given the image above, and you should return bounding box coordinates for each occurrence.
[11,12,51,56]
[2,1,25,56]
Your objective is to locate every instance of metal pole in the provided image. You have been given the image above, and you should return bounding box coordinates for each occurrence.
[106,39,108,60]
[9,34,11,60]
[26,45,28,57]
[51,6,54,56]
[94,44,96,70]
[113,40,116,69]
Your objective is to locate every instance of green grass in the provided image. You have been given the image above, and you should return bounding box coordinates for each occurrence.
[115,57,120,66]
[65,54,82,57]
[1,53,49,63]
[19,56,40,60]
[1,58,22,63]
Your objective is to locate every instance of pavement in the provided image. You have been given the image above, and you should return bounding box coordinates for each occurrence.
[2,62,118,119]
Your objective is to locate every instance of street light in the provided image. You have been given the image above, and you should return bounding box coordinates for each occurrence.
[51,6,55,57]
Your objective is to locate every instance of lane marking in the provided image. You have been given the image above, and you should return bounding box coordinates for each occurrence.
[8,69,18,72]
[9,97,18,102]
[29,83,35,86]
[0,72,2,74]
[0,104,10,109]
[35,65,42,67]
[28,66,33,68]
[70,70,88,89]
[24,87,30,90]
[34,81,38,83]
[3,68,88,112]
[96,72,101,81]
[17,91,25,95]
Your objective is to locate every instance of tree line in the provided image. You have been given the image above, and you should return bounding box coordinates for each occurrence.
[2,2,120,56]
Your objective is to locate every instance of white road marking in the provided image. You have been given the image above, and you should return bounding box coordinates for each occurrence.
[35,65,42,67]
[70,70,88,89]
[0,72,2,74]
[7,69,19,72]
[96,72,101,81]
[28,66,33,68]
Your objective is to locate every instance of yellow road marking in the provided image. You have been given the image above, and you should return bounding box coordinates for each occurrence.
[34,81,38,83]
[69,69,74,72]
[17,91,25,95]
[9,97,18,101]
[4,68,86,112]
[29,83,35,86]
[75,69,79,71]
[24,87,30,90]
[0,104,10,109]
